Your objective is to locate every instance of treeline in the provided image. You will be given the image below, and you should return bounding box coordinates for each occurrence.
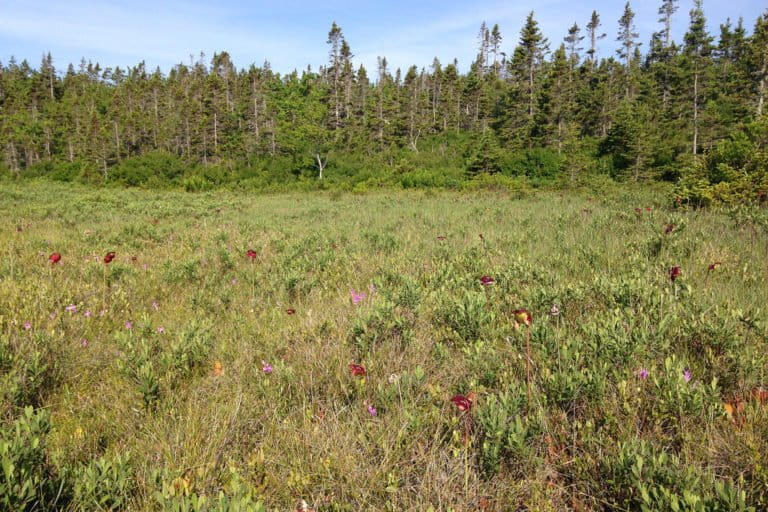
[1,1,767,201]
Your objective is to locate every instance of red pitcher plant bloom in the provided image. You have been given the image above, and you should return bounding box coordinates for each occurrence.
[348,363,366,377]
[49,252,61,265]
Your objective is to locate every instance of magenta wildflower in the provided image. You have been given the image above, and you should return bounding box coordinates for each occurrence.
[99,309,106,317]
[23,322,31,330]
[152,301,159,311]
[367,404,377,417]
[84,310,92,318]
[479,275,495,286]
[683,369,692,383]
[261,361,273,374]
[350,289,366,304]
[125,321,133,330]
[81,339,88,347]
[638,368,649,380]
[157,326,165,334]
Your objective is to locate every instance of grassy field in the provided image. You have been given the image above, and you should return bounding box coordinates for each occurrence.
[1,182,767,511]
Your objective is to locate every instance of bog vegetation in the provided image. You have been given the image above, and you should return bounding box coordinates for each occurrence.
[1,3,767,203]
[1,182,767,510]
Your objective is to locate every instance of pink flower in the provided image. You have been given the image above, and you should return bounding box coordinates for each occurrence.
[152,301,159,311]
[84,310,92,318]
[262,361,273,374]
[367,405,377,417]
[81,339,88,347]
[479,275,495,286]
[156,326,165,334]
[369,283,376,293]
[125,321,133,330]
[65,304,77,313]
[99,309,107,317]
[638,368,649,380]
[683,369,691,383]
[23,322,32,330]
[350,289,366,304]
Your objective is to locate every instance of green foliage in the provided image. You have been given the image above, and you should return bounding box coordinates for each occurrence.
[74,452,135,510]
[0,407,66,511]
[109,152,188,187]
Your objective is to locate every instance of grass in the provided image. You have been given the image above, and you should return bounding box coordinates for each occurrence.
[1,182,767,511]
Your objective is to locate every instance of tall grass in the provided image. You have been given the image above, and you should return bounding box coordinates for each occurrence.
[1,182,766,511]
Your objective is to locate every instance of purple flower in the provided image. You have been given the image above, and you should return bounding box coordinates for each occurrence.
[262,361,273,374]
[152,301,159,311]
[638,368,649,380]
[125,321,133,330]
[81,339,88,347]
[65,304,77,313]
[683,369,691,383]
[23,322,31,330]
[350,289,366,304]
[367,405,377,417]
[157,326,165,334]
[84,310,92,318]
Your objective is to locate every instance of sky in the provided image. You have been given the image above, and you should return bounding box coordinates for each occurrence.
[1,0,765,76]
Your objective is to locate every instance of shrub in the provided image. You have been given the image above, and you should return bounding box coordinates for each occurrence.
[0,407,67,510]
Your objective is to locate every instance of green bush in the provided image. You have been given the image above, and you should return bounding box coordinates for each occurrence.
[74,453,135,510]
[109,152,188,187]
[0,407,67,510]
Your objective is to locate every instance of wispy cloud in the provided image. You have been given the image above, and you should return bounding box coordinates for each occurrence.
[1,0,765,74]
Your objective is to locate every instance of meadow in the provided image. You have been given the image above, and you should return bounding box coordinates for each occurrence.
[1,182,767,511]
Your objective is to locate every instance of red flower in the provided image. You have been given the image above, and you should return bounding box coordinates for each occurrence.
[246,249,258,260]
[348,363,366,377]
[479,275,494,286]
[751,388,768,404]
[285,308,296,315]
[669,266,682,282]
[664,224,675,234]
[49,252,61,265]
[513,308,532,327]
[450,394,472,412]
[708,262,721,272]
[103,251,116,264]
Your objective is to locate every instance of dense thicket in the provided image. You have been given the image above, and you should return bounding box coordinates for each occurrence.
[1,3,767,201]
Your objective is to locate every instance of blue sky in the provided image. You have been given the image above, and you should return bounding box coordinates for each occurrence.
[1,0,765,75]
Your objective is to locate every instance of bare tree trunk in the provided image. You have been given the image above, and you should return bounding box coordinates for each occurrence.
[153,88,159,148]
[529,61,535,118]
[113,121,121,161]
[693,64,699,157]
[758,58,766,117]
[185,118,191,157]
[315,153,326,179]
[269,118,276,156]
[213,111,218,153]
